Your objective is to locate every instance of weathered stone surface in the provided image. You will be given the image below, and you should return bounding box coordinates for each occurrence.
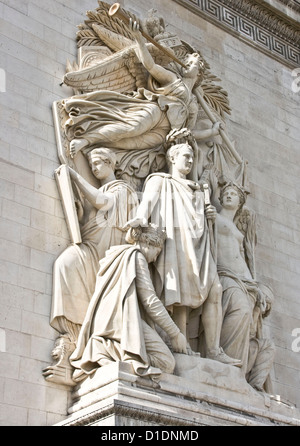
[0,0,299,426]
[57,359,300,426]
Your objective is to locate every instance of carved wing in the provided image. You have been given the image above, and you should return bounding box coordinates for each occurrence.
[68,0,232,117]
[63,47,143,93]
[63,43,173,94]
[62,1,149,93]
[234,206,257,279]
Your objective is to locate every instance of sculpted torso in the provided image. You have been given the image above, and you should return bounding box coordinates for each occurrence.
[216,213,252,280]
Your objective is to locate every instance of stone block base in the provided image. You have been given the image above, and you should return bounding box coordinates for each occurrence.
[56,354,300,426]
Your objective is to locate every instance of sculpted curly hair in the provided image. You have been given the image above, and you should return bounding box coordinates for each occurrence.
[126,224,166,248]
[88,147,117,169]
[165,143,193,168]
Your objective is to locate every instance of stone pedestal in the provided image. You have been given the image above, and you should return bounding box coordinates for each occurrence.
[56,355,300,426]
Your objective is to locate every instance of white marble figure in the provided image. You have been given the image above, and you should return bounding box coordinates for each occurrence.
[216,182,275,391]
[70,224,188,382]
[46,3,276,393]
[63,20,217,156]
[44,148,138,385]
[60,4,239,191]
[125,141,241,366]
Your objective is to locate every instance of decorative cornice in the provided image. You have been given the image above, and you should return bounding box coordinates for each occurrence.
[278,0,300,14]
[173,0,300,67]
[62,401,201,426]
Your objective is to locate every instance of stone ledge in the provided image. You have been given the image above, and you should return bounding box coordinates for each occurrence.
[56,355,300,426]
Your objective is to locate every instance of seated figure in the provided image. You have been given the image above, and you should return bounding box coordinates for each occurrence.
[43,148,138,385]
[70,224,188,382]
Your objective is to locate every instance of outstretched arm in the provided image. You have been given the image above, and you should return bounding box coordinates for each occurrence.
[124,175,163,229]
[136,252,187,354]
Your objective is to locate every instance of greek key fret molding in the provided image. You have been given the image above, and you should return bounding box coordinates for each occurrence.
[174,0,300,67]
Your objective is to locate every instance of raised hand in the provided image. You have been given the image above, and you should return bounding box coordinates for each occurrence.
[128,18,144,44]
[122,216,148,230]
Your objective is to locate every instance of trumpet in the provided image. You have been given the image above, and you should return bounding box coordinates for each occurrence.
[108,3,187,68]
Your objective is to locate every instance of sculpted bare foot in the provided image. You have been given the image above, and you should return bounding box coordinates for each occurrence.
[206,347,242,367]
[69,138,88,158]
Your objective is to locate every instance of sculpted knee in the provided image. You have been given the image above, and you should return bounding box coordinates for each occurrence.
[162,353,176,374]
[54,245,79,272]
[54,254,64,271]
[148,349,176,374]
[54,249,70,269]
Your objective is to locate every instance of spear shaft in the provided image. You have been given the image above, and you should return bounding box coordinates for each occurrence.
[109,3,187,68]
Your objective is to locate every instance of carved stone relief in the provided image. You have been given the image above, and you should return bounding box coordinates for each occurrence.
[43,1,275,402]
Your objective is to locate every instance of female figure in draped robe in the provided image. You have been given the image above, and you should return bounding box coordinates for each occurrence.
[216,183,275,390]
[50,148,138,357]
